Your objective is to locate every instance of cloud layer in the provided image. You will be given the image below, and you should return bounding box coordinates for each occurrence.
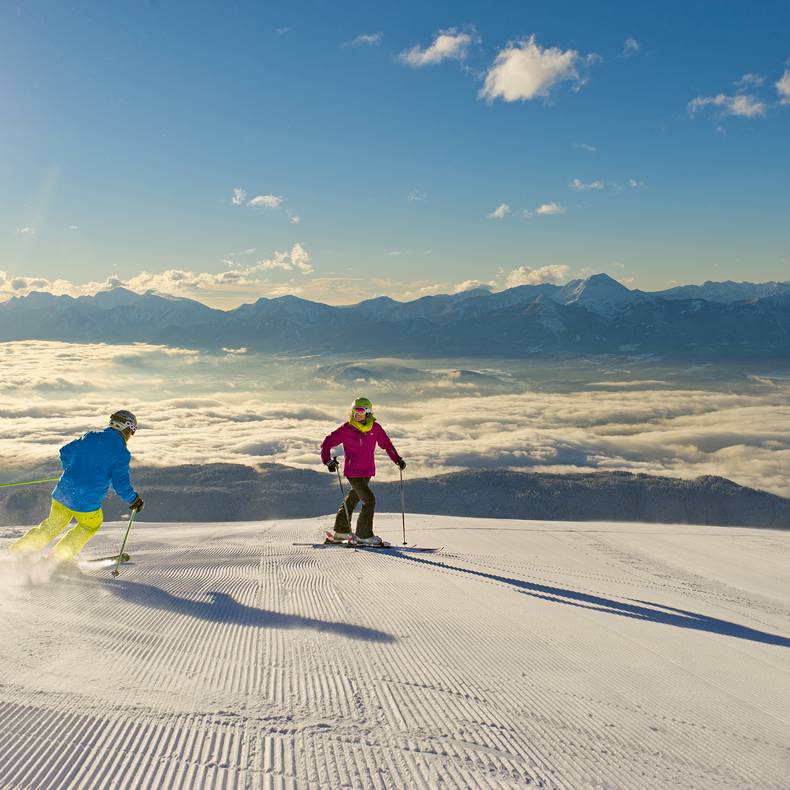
[2,342,788,502]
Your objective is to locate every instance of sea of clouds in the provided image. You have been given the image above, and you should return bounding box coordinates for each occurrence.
[1,341,789,497]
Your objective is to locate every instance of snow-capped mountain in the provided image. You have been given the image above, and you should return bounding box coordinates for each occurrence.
[653,279,790,302]
[557,272,639,313]
[1,275,788,358]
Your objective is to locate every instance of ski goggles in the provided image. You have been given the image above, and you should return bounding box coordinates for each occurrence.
[352,406,371,419]
[110,412,138,434]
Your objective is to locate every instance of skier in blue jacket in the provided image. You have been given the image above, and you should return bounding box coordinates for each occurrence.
[11,410,144,562]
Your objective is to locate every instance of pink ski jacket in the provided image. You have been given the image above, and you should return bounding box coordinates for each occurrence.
[320,421,402,478]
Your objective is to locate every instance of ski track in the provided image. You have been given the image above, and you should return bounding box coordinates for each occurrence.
[1,515,789,789]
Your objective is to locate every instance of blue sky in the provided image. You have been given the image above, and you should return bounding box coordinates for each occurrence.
[2,0,789,307]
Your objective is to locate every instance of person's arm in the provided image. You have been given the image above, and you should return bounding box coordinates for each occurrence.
[320,425,346,465]
[375,424,403,465]
[110,452,138,505]
[59,439,79,469]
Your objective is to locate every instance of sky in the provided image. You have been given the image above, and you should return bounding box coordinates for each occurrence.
[2,0,789,308]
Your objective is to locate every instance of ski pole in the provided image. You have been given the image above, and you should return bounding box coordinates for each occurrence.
[400,467,407,545]
[334,459,352,531]
[112,508,137,578]
[0,476,60,488]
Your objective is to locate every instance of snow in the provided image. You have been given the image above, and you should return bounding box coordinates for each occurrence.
[1,514,789,788]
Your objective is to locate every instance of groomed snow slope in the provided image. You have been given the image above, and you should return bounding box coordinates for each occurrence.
[1,515,789,789]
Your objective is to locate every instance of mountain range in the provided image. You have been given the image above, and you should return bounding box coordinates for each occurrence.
[1,274,789,358]
[1,463,787,528]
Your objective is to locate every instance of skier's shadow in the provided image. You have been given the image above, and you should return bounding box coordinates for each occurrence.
[394,553,790,648]
[106,580,395,643]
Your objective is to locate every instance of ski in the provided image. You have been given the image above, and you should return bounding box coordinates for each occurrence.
[328,530,440,551]
[292,539,441,553]
[85,552,131,564]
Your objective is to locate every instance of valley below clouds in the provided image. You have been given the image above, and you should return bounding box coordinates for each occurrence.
[2,341,789,497]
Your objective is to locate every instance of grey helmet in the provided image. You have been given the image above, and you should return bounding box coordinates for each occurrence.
[109,410,138,434]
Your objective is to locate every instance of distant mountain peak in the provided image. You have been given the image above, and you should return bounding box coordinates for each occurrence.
[355,295,398,307]
[561,273,633,313]
[586,272,629,288]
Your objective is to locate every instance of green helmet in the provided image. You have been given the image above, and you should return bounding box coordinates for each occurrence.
[351,396,373,419]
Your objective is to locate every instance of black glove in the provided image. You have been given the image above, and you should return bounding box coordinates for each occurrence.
[326,458,339,473]
[129,495,145,512]
[396,458,406,471]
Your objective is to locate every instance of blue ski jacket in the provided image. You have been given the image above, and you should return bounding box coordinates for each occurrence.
[52,428,138,512]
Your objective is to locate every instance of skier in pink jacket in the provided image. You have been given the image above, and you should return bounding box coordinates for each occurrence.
[320,396,405,546]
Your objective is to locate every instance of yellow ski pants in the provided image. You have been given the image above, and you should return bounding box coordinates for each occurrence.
[11,499,103,561]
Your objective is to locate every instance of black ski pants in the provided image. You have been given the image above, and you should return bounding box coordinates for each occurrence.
[334,476,376,538]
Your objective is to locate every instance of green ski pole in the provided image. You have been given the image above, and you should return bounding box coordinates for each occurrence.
[112,509,137,578]
[0,476,60,488]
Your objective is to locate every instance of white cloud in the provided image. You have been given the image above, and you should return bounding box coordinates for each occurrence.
[248,194,283,209]
[408,189,427,202]
[1,242,316,305]
[777,69,790,104]
[347,32,382,47]
[125,269,251,291]
[505,264,570,288]
[688,93,766,118]
[734,73,764,89]
[233,189,294,217]
[487,202,511,220]
[68,225,79,231]
[258,243,313,275]
[16,227,35,235]
[398,27,475,67]
[569,178,604,191]
[258,258,291,273]
[0,270,114,299]
[0,267,476,309]
[0,271,50,294]
[452,280,495,294]
[535,201,565,216]
[479,35,584,103]
[573,142,596,153]
[623,38,640,57]
[289,243,312,274]
[628,178,646,189]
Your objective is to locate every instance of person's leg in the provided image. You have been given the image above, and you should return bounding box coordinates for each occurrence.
[10,500,73,555]
[333,484,360,533]
[349,478,376,539]
[50,508,103,561]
